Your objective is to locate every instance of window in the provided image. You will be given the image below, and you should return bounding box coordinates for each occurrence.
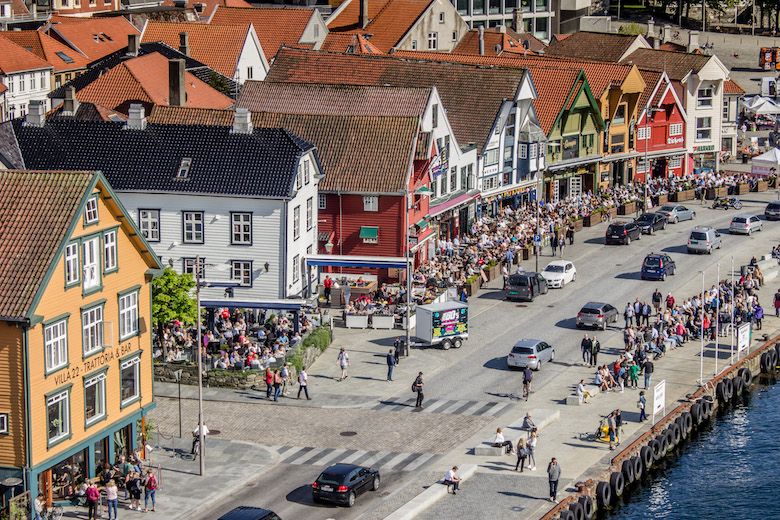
[503,144,514,166]
[176,158,191,179]
[318,193,327,209]
[637,126,651,140]
[482,175,499,191]
[231,212,252,245]
[45,319,68,372]
[306,198,313,230]
[247,66,253,79]
[440,174,448,195]
[668,157,682,168]
[103,230,117,273]
[456,0,467,14]
[519,144,528,159]
[296,165,303,189]
[304,160,311,184]
[363,196,379,212]
[427,32,438,50]
[439,11,445,23]
[432,103,438,128]
[138,210,160,242]
[120,356,140,405]
[84,372,106,425]
[697,87,713,108]
[84,196,98,224]
[0,413,7,434]
[82,237,100,292]
[411,40,417,50]
[669,123,683,136]
[41,74,47,89]
[119,291,138,340]
[637,158,648,172]
[696,117,712,140]
[47,390,69,444]
[182,258,205,278]
[535,0,548,9]
[613,104,626,124]
[722,99,730,120]
[30,75,36,90]
[530,143,538,159]
[484,148,499,166]
[292,254,300,283]
[231,261,252,286]
[65,242,79,286]
[450,167,457,192]
[82,305,103,356]
[534,16,548,38]
[452,31,457,42]
[182,211,204,243]
[293,205,301,240]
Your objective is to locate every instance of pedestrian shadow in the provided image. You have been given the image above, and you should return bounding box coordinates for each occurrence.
[485,391,523,401]
[615,272,642,280]
[484,356,511,371]
[377,399,415,407]
[498,490,543,500]
[352,376,387,382]
[561,441,607,451]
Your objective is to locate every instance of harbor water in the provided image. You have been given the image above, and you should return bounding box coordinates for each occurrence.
[614,379,780,519]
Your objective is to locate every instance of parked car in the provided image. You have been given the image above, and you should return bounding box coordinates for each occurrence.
[605,221,641,245]
[634,212,667,234]
[576,302,619,330]
[641,253,676,281]
[729,214,763,235]
[312,464,380,507]
[218,507,281,520]
[505,272,549,301]
[765,201,780,220]
[657,204,695,223]
[541,260,577,288]
[687,226,722,254]
[507,338,555,371]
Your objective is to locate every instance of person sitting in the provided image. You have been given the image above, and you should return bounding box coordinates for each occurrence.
[443,466,462,495]
[492,428,514,454]
[521,413,536,435]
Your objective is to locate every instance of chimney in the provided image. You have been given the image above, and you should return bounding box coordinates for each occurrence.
[498,24,506,33]
[232,107,253,134]
[646,17,655,39]
[478,25,485,56]
[63,86,79,115]
[127,33,139,56]
[663,24,672,43]
[169,59,186,106]
[653,37,660,49]
[687,30,699,53]
[31,3,37,17]
[359,0,369,29]
[512,8,522,32]
[178,31,189,56]
[127,103,147,131]
[25,100,46,127]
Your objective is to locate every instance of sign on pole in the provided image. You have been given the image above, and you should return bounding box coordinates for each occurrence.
[737,323,751,354]
[533,234,542,246]
[652,379,666,424]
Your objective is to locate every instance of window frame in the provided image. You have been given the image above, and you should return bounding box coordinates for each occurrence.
[484,148,499,166]
[0,413,7,435]
[293,205,301,240]
[182,257,205,279]
[64,241,80,288]
[427,32,438,50]
[83,370,107,428]
[292,254,300,283]
[138,209,160,242]
[362,196,379,212]
[230,212,252,246]
[81,235,102,295]
[118,288,140,341]
[432,104,439,129]
[318,193,327,210]
[669,123,683,136]
[84,196,99,225]
[306,197,313,231]
[182,211,205,244]
[230,260,253,287]
[103,229,118,274]
[81,302,104,358]
[119,355,141,408]
[46,387,71,447]
[697,87,713,108]
[44,315,69,375]
[695,117,712,141]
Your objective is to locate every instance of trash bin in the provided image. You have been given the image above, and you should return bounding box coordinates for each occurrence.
[742,154,748,164]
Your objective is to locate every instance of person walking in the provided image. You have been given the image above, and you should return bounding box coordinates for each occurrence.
[86,481,100,520]
[642,302,652,326]
[638,391,648,422]
[547,458,561,502]
[551,234,559,257]
[443,466,461,495]
[273,369,283,401]
[643,359,654,390]
[281,363,291,396]
[514,438,528,472]
[323,275,334,304]
[143,469,157,513]
[502,263,510,290]
[607,413,617,451]
[297,366,310,399]
[264,367,274,399]
[580,335,592,366]
[566,223,575,245]
[413,371,425,408]
[624,303,634,328]
[590,338,600,367]
[558,234,566,257]
[755,302,764,330]
[393,337,402,363]
[774,289,780,317]
[386,348,396,381]
[337,347,350,381]
[629,361,640,389]
[652,288,662,317]
[106,479,119,520]
[527,430,538,470]
[127,471,143,511]
[522,366,533,400]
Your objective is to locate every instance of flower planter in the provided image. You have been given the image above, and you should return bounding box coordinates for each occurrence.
[583,214,602,227]
[345,314,369,329]
[657,193,668,205]
[705,186,728,200]
[671,189,694,202]
[466,277,481,296]
[371,314,394,330]
[572,219,583,232]
[756,180,769,192]
[606,207,618,219]
[489,263,501,281]
[736,183,750,195]
[618,201,637,215]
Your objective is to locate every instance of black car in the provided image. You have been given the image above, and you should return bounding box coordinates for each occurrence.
[634,212,668,234]
[505,271,548,301]
[605,221,641,245]
[312,464,380,507]
[217,507,281,520]
[766,201,780,220]
[641,253,676,281]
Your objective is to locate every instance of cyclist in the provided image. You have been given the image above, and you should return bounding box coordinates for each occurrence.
[522,366,533,400]
[191,423,210,455]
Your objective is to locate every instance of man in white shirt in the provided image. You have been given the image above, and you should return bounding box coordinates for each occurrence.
[443,466,461,494]
[191,423,209,454]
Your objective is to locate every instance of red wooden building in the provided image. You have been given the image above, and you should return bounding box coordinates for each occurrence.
[635,71,688,181]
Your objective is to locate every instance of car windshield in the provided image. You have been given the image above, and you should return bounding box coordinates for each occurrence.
[644,257,661,267]
[544,265,564,273]
[691,231,708,240]
[769,203,780,209]
[580,307,601,314]
[512,346,535,354]
[607,225,624,233]
[636,214,653,223]
[660,205,676,212]
[508,275,529,286]
[317,473,345,485]
[732,217,747,223]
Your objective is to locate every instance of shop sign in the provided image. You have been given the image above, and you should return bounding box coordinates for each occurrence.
[667,136,684,145]
[431,307,468,338]
[431,135,450,178]
[483,164,499,175]
[562,135,579,161]
[693,144,715,152]
[408,236,419,246]
[53,341,140,386]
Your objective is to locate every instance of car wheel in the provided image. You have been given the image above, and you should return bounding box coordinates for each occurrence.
[441,339,452,350]
[662,222,667,230]
[747,228,752,236]
[348,491,356,507]
[535,360,542,372]
[691,212,696,219]
[625,236,631,245]
[707,247,712,255]
[602,321,607,330]
[453,338,463,349]
[662,273,666,281]
[371,475,380,491]
[561,279,566,288]
[673,217,679,224]
[573,273,577,282]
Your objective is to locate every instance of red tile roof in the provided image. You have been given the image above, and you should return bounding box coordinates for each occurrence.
[620,48,711,80]
[160,0,252,19]
[142,21,251,77]
[0,83,6,95]
[724,79,745,95]
[0,34,52,74]
[327,0,433,52]
[321,33,384,54]
[0,30,89,72]
[638,69,663,112]
[453,27,543,55]
[531,69,584,133]
[11,0,29,15]
[211,6,317,60]
[46,16,140,61]
[77,52,234,113]
[546,31,644,62]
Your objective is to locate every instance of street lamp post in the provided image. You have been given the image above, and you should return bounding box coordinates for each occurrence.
[699,270,705,386]
[405,188,411,357]
[194,256,205,476]
[174,369,183,439]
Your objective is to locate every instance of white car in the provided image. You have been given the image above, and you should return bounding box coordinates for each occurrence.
[541,260,576,288]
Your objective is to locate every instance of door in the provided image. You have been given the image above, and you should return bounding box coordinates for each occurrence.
[569,176,583,198]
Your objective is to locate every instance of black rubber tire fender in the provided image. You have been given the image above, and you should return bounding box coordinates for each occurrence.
[651,437,664,460]
[704,399,714,419]
[724,378,734,401]
[772,349,778,370]
[664,428,676,451]
[568,500,585,520]
[610,471,625,499]
[690,403,702,425]
[621,459,635,485]
[775,342,780,365]
[738,367,752,386]
[559,510,575,520]
[732,376,744,399]
[716,381,727,403]
[631,455,643,481]
[579,495,597,520]
[671,421,682,445]
[683,412,693,435]
[596,481,612,509]
[761,352,771,373]
[640,445,653,470]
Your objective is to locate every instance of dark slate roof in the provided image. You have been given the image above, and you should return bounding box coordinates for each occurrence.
[8,119,316,199]
[49,42,238,100]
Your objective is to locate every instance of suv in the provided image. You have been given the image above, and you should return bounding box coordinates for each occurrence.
[729,214,763,235]
[218,507,281,520]
[507,338,555,370]
[505,272,548,301]
[576,302,619,330]
[687,226,722,254]
[641,253,676,281]
[605,221,641,245]
[765,201,780,220]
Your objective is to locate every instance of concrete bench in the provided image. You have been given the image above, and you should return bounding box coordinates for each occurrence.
[566,386,600,406]
[471,409,561,456]
[473,443,506,456]
[383,465,477,520]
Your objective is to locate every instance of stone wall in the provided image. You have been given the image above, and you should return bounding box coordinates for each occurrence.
[154,362,266,390]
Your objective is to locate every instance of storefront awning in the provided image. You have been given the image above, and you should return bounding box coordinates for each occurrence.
[415,219,428,230]
[306,254,409,269]
[200,299,309,311]
[429,189,479,217]
[359,226,379,239]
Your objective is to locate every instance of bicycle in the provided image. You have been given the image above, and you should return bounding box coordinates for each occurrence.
[43,505,64,520]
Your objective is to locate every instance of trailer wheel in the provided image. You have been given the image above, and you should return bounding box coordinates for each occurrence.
[453,338,463,348]
[441,339,452,350]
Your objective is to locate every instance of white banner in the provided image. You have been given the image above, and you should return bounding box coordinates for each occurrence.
[653,380,666,417]
[738,323,751,353]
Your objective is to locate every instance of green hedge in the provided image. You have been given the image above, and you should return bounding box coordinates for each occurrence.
[288,326,333,372]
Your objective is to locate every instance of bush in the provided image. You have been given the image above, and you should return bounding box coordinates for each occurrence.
[288,326,332,372]
[466,274,480,285]
[618,22,644,35]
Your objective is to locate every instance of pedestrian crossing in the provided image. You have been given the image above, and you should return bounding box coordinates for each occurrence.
[370,397,514,417]
[271,445,442,472]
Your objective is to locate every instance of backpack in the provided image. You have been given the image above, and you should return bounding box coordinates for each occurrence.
[518,447,528,458]
[411,380,417,393]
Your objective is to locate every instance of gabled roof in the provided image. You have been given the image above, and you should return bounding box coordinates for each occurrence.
[0,34,53,74]
[210,6,319,59]
[452,27,544,55]
[267,47,526,153]
[529,68,585,133]
[620,48,712,80]
[724,79,746,95]
[161,0,252,19]
[46,16,141,61]
[0,30,89,72]
[326,0,434,53]
[546,31,647,62]
[76,52,234,113]
[148,106,418,193]
[321,33,383,54]
[237,81,430,117]
[8,118,316,199]
[141,21,253,77]
[9,0,29,16]
[638,69,663,111]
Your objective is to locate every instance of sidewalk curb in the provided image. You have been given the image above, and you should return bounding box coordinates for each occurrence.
[382,464,477,520]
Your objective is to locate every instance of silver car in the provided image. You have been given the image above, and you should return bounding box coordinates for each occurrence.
[729,214,763,235]
[576,302,619,330]
[687,226,722,254]
[657,204,696,224]
[507,339,555,371]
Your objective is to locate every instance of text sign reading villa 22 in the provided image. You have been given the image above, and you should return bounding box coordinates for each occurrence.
[53,342,140,386]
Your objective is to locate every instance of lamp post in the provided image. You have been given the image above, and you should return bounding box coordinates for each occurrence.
[404,185,432,357]
[194,256,205,476]
[699,269,705,386]
[174,369,183,439]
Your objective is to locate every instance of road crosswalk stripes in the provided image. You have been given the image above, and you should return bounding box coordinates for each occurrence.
[271,446,442,472]
[370,397,513,417]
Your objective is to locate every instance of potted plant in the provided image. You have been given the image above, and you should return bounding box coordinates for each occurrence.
[756,179,769,192]
[736,181,750,195]
[657,192,669,205]
[465,274,481,296]
[583,208,603,227]
[618,201,636,215]
[572,217,583,232]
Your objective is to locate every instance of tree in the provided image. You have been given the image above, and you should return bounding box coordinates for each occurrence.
[619,22,645,35]
[152,267,196,359]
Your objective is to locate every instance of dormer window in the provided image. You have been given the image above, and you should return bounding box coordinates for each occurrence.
[176,158,192,179]
[84,196,98,224]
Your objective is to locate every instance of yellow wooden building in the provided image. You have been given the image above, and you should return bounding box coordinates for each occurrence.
[0,170,161,503]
